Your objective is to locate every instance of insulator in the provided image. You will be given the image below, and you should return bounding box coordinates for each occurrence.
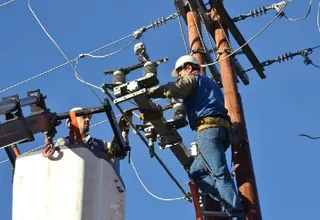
[173,103,186,120]
[250,6,268,18]
[143,61,157,76]
[233,6,271,22]
[112,70,126,84]
[151,16,166,28]
[275,53,294,63]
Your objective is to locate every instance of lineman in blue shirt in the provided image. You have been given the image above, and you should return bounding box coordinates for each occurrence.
[148,55,245,219]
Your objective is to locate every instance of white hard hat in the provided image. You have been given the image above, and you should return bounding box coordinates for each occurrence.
[66,107,83,126]
[172,55,200,77]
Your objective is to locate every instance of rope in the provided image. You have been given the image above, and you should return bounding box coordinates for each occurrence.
[130,156,185,201]
[202,0,290,67]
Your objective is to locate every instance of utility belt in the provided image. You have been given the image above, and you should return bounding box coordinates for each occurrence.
[196,115,235,145]
[196,115,231,131]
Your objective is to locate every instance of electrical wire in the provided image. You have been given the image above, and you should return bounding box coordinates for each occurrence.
[298,134,320,139]
[0,0,14,8]
[28,0,104,104]
[198,8,218,58]
[130,156,185,201]
[202,0,290,68]
[175,5,189,55]
[0,33,134,94]
[1,2,188,201]
[317,0,320,32]
[0,12,178,95]
[102,88,191,202]
[73,58,101,90]
[74,57,141,108]
[79,38,137,59]
[28,1,190,200]
[187,2,208,55]
[283,0,312,22]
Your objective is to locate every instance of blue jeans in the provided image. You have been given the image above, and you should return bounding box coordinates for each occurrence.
[188,127,245,220]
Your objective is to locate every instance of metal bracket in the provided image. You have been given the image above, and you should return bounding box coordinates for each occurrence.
[26,89,48,115]
[112,73,159,98]
[133,93,191,169]
[233,58,249,85]
[103,98,129,159]
[209,0,266,79]
[0,95,34,148]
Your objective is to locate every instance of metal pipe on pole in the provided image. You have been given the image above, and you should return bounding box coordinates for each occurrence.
[209,2,262,219]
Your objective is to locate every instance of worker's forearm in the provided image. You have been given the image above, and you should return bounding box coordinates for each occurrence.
[149,75,195,99]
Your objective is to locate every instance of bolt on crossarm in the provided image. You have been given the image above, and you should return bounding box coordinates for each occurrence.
[209,1,262,219]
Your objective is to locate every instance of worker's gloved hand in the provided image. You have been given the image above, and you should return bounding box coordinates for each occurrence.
[147,86,166,98]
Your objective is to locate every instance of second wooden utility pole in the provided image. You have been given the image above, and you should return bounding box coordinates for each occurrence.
[209,1,262,219]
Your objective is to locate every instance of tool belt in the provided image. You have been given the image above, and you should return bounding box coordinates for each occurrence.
[196,115,231,132]
[196,115,235,145]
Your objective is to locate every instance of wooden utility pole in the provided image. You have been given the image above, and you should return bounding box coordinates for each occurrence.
[187,5,205,73]
[209,1,262,219]
[186,2,226,219]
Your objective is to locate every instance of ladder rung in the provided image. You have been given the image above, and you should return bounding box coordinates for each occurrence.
[203,211,229,217]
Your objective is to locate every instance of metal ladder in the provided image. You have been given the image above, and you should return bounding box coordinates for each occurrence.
[188,181,229,220]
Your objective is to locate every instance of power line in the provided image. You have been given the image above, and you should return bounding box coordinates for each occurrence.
[28,0,106,104]
[283,0,312,22]
[202,0,290,68]
[318,0,320,32]
[130,156,186,201]
[298,134,320,139]
[0,9,179,94]
[27,1,189,199]
[0,0,14,8]
[244,45,320,72]
[175,5,189,55]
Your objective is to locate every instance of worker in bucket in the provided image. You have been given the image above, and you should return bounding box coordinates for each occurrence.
[55,107,127,174]
[147,55,245,219]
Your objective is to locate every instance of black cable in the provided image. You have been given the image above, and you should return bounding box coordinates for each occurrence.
[298,134,320,140]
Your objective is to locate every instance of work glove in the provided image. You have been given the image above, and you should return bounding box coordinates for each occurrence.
[147,85,166,98]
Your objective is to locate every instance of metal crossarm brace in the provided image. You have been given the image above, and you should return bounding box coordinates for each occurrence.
[193,0,249,85]
[135,93,191,170]
[113,89,191,170]
[209,0,266,79]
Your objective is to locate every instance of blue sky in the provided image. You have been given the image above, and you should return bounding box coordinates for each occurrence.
[0,0,319,219]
